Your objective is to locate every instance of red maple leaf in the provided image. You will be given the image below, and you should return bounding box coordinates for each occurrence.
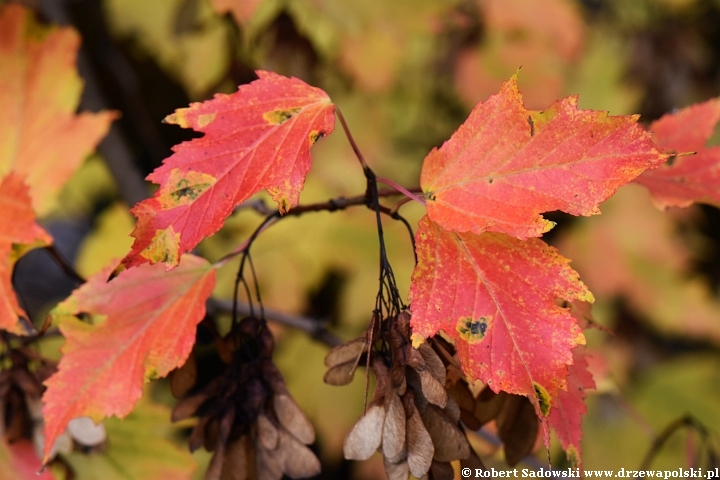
[41,254,216,461]
[420,75,665,239]
[548,347,595,468]
[635,98,720,209]
[0,172,52,334]
[409,216,592,409]
[121,71,335,269]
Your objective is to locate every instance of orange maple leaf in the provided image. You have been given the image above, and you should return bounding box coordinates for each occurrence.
[41,255,216,462]
[0,4,116,215]
[421,75,666,239]
[0,172,52,334]
[635,98,720,209]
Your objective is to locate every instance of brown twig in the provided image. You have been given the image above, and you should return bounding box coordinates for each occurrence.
[214,189,416,268]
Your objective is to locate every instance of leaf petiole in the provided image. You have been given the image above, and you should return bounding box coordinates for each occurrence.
[335,106,369,170]
[376,176,425,205]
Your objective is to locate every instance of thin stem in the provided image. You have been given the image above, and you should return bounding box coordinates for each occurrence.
[246,254,264,320]
[390,196,413,215]
[385,207,417,265]
[215,213,281,269]
[44,245,86,284]
[638,415,713,471]
[364,166,404,319]
[214,190,413,268]
[376,176,425,205]
[335,106,369,169]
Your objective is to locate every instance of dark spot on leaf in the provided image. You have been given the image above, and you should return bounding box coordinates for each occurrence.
[457,316,491,343]
[309,130,325,145]
[263,107,303,125]
[488,178,494,184]
[171,179,212,203]
[666,155,677,166]
[533,383,551,416]
[527,116,534,137]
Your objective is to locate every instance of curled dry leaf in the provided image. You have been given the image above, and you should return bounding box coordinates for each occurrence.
[343,403,385,461]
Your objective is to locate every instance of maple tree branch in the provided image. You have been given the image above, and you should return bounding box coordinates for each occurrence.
[220,186,415,344]
[233,198,275,216]
[208,299,342,347]
[214,189,414,268]
[335,106,369,170]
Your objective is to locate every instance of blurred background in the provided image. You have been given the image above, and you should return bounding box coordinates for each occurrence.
[8,0,720,477]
